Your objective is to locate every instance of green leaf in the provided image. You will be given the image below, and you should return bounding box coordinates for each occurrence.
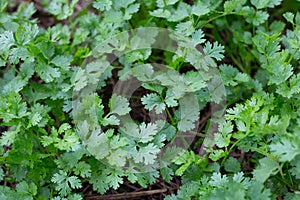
[52,170,81,197]
[192,29,206,45]
[277,74,300,98]
[177,94,199,132]
[2,76,28,94]
[283,12,295,24]
[175,21,195,36]
[209,149,226,161]
[9,47,31,64]
[250,0,282,9]
[253,157,279,182]
[16,181,37,200]
[36,41,54,60]
[124,3,140,20]
[141,93,165,114]
[183,71,207,91]
[86,61,110,84]
[114,0,135,8]
[191,3,210,16]
[224,0,246,13]
[203,41,225,61]
[138,123,159,143]
[290,157,300,179]
[106,169,123,189]
[46,0,79,20]
[208,172,229,188]
[133,143,160,165]
[73,69,87,91]
[0,31,15,52]
[247,181,271,200]
[250,0,269,9]
[156,0,179,8]
[0,125,20,146]
[132,64,154,81]
[270,137,300,162]
[109,94,131,116]
[214,133,231,148]
[207,180,246,200]
[16,2,36,19]
[165,89,178,107]
[93,0,112,11]
[0,0,7,12]
[0,92,29,123]
[103,10,123,23]
[236,120,247,132]
[218,121,233,135]
[35,62,60,83]
[108,149,127,167]
[102,115,120,126]
[244,7,269,26]
[149,9,171,18]
[51,55,73,71]
[121,122,159,143]
[168,2,189,22]
[224,157,241,173]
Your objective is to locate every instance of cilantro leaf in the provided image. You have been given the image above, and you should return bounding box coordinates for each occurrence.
[35,62,60,83]
[141,93,165,114]
[177,94,199,132]
[134,143,160,165]
[247,181,271,200]
[191,3,210,16]
[93,0,112,11]
[0,31,15,52]
[224,0,246,13]
[16,181,37,200]
[51,55,73,71]
[270,137,300,162]
[109,94,131,116]
[203,41,225,61]
[253,157,279,182]
[224,157,241,173]
[52,170,82,197]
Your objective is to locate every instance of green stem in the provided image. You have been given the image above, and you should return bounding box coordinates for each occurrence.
[287,164,294,188]
[7,62,20,74]
[188,130,206,137]
[229,52,247,73]
[179,133,192,150]
[279,163,294,190]
[240,145,279,162]
[287,47,300,64]
[196,12,238,29]
[165,106,175,125]
[221,131,251,167]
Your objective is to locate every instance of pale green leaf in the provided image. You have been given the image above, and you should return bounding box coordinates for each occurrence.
[109,94,131,116]
[253,157,279,182]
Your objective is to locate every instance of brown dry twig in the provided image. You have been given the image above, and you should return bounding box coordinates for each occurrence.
[85,189,168,200]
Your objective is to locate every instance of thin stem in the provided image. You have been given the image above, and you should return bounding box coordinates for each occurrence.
[165,106,175,125]
[279,164,294,190]
[287,164,294,188]
[221,131,251,167]
[240,145,279,162]
[179,133,192,150]
[7,62,20,74]
[229,52,247,73]
[287,47,300,64]
[196,12,239,29]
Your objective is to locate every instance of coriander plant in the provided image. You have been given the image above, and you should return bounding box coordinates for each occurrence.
[0,0,300,199]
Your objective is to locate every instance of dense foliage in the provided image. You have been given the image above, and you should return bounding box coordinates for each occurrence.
[1,0,300,199]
